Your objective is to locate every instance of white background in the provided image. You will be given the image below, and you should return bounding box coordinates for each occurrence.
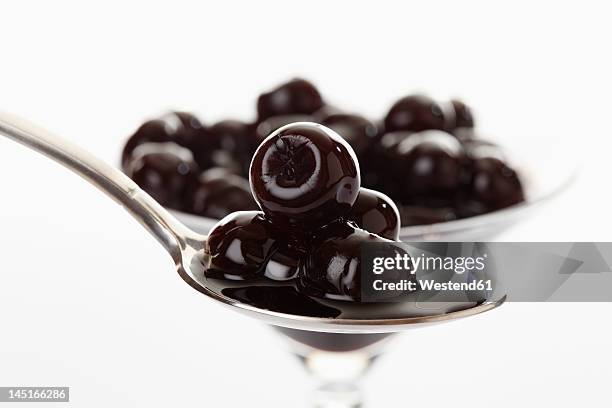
[0,1,611,406]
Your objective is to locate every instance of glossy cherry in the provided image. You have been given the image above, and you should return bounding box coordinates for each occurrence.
[321,113,379,158]
[124,142,199,210]
[206,211,275,281]
[384,94,450,133]
[206,211,305,281]
[450,99,475,129]
[261,240,305,281]
[121,111,204,168]
[257,78,324,121]
[391,130,466,199]
[470,157,524,210]
[202,120,254,175]
[249,122,360,230]
[188,168,257,219]
[254,114,313,144]
[298,222,391,302]
[348,188,400,240]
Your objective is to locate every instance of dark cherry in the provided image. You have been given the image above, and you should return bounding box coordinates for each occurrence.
[249,123,360,230]
[261,239,305,281]
[390,130,465,200]
[376,131,415,184]
[188,168,257,219]
[460,138,523,210]
[206,211,274,281]
[360,130,409,193]
[257,78,324,121]
[399,205,457,226]
[312,105,343,122]
[360,165,384,192]
[384,94,450,133]
[450,99,475,129]
[348,188,400,240]
[121,111,204,168]
[170,111,206,137]
[206,211,305,281]
[122,120,168,169]
[202,120,254,175]
[125,142,199,210]
[321,113,379,158]
[470,157,524,210]
[298,222,391,302]
[254,114,313,144]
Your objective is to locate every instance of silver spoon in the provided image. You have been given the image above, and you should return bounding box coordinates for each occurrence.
[0,113,503,333]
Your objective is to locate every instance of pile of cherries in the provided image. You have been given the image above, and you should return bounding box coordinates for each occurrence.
[206,122,401,309]
[121,78,524,226]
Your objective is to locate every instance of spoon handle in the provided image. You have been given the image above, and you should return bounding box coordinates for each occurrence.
[0,112,200,259]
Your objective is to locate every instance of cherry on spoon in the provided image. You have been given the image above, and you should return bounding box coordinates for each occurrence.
[0,113,503,333]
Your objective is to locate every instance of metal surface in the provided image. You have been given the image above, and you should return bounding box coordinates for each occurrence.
[0,112,504,334]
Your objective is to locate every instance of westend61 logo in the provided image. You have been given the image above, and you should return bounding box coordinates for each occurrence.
[361,242,495,302]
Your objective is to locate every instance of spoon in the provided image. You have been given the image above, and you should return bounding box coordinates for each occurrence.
[0,113,503,333]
